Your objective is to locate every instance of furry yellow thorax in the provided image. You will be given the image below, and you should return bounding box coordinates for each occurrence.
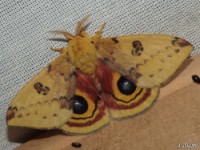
[50,16,104,75]
[65,32,98,75]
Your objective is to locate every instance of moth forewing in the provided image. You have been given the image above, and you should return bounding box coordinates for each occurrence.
[7,54,75,129]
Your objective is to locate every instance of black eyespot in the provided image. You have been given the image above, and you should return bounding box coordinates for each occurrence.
[117,76,136,95]
[72,95,88,114]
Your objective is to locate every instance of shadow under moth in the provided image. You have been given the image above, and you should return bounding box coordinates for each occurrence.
[6,16,193,134]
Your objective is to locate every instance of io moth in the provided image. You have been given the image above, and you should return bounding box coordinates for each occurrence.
[6,16,193,134]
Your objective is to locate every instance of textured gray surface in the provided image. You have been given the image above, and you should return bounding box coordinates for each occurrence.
[1,0,199,149]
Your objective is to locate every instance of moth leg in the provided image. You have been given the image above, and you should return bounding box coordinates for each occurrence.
[49,31,74,40]
[51,47,64,52]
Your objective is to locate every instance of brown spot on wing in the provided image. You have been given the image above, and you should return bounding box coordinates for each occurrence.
[34,82,50,95]
[60,73,64,76]
[172,37,179,45]
[17,114,23,118]
[136,63,143,69]
[175,49,180,53]
[111,37,119,43]
[167,54,172,57]
[149,74,154,78]
[172,37,191,47]
[51,98,58,102]
[34,82,42,94]
[6,107,16,121]
[178,40,191,47]
[144,59,148,64]
[53,113,58,117]
[132,40,143,56]
[48,64,52,72]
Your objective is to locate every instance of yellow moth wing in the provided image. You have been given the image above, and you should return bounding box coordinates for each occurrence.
[7,54,75,129]
[97,34,193,88]
[61,89,110,134]
[110,74,159,119]
[96,60,159,119]
[60,71,110,134]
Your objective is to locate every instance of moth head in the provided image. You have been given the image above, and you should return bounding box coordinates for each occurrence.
[49,16,106,75]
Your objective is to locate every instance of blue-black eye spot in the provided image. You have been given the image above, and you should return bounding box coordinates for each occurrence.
[117,76,136,95]
[72,95,88,114]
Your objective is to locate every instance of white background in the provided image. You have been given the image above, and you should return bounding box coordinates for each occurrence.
[1,0,200,149]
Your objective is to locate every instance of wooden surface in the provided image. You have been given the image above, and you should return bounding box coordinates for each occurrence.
[14,55,200,150]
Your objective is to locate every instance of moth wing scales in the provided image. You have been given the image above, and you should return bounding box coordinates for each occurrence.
[60,71,110,134]
[97,34,193,88]
[7,54,75,129]
[96,60,159,119]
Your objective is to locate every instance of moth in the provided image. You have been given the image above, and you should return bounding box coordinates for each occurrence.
[6,16,193,134]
